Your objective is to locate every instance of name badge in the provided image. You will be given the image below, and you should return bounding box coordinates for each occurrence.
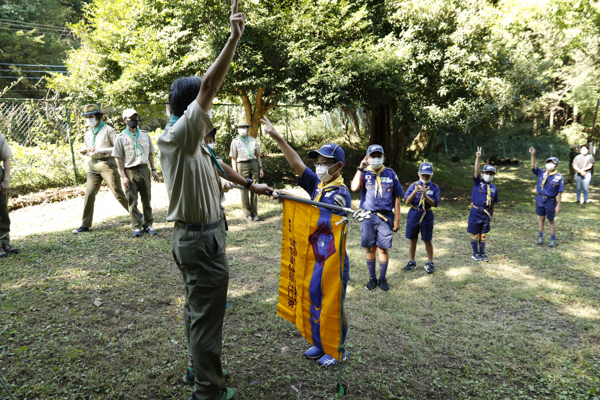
[490,188,496,194]
[426,190,433,195]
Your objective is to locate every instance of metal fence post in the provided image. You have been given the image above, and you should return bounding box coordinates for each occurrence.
[66,107,79,185]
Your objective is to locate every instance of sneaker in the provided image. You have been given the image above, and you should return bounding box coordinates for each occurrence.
[245,216,252,222]
[424,262,435,274]
[471,254,483,261]
[72,227,90,234]
[317,350,347,366]
[537,236,543,245]
[480,253,489,262]
[548,239,556,248]
[379,278,389,291]
[403,261,416,271]
[2,244,19,254]
[144,226,157,235]
[133,229,142,237]
[304,346,325,359]
[183,367,231,385]
[0,248,6,258]
[365,277,378,290]
[252,215,262,221]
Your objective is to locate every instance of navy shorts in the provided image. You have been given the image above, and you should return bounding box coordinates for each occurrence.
[467,207,492,234]
[405,209,433,242]
[360,211,394,249]
[535,194,557,221]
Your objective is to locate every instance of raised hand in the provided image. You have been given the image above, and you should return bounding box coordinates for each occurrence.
[529,147,536,155]
[359,155,369,169]
[230,0,245,41]
[476,146,482,158]
[260,117,282,140]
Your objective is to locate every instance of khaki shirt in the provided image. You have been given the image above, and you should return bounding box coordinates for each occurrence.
[229,135,260,162]
[0,134,14,160]
[112,129,155,168]
[83,123,117,159]
[158,100,221,224]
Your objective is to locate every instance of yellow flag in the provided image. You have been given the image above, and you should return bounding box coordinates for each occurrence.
[277,199,346,360]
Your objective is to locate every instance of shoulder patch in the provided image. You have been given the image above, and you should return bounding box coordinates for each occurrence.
[333,194,347,208]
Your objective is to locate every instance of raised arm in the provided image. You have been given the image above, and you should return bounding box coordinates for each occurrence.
[260,117,306,176]
[474,146,482,178]
[529,147,537,170]
[351,156,368,191]
[218,161,272,195]
[196,0,245,113]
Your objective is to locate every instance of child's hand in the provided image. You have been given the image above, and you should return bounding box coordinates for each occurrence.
[359,155,369,170]
[529,147,536,155]
[476,146,482,158]
[393,219,400,232]
[260,117,282,140]
[229,0,245,41]
[555,204,561,214]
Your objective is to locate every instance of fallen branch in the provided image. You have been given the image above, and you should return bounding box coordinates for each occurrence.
[8,187,86,211]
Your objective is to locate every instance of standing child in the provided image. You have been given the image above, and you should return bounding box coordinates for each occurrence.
[468,147,499,262]
[350,144,403,291]
[403,162,440,274]
[0,133,18,257]
[529,147,563,247]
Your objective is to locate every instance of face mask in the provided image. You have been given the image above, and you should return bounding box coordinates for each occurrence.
[85,117,98,127]
[545,163,556,171]
[369,157,384,170]
[127,119,138,129]
[581,147,588,155]
[238,128,248,137]
[482,174,494,183]
[207,143,214,149]
[316,163,338,182]
[420,177,431,184]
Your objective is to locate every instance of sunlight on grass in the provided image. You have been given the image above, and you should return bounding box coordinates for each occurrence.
[444,266,474,281]
[487,264,574,292]
[562,304,600,320]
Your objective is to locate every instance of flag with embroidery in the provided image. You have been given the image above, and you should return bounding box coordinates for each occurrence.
[277,199,346,360]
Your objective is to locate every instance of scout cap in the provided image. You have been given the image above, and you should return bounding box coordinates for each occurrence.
[545,157,559,166]
[236,118,250,128]
[419,162,434,175]
[482,164,496,174]
[308,143,345,165]
[366,144,385,156]
[122,108,139,119]
[81,104,102,116]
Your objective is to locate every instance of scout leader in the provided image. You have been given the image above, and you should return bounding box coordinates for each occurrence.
[157,1,272,398]
[72,104,129,234]
[112,108,160,237]
[350,144,403,292]
[0,132,18,257]
[529,147,563,247]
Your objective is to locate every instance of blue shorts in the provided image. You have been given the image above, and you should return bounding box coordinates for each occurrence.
[535,194,557,221]
[360,211,394,249]
[405,208,433,242]
[467,207,492,234]
[342,252,350,299]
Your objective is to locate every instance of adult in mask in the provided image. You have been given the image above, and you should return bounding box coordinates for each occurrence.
[112,109,160,237]
[229,119,264,221]
[572,145,594,206]
[261,116,350,367]
[72,104,129,234]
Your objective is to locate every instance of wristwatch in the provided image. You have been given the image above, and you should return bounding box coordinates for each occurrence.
[357,167,364,171]
[245,178,253,189]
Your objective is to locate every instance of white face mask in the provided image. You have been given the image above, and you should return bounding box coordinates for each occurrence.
[545,163,556,171]
[207,143,214,149]
[581,147,588,155]
[482,174,494,183]
[85,117,98,127]
[316,163,338,182]
[238,128,248,137]
[369,157,384,170]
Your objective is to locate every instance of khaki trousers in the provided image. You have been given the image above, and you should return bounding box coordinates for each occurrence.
[82,158,129,228]
[172,224,229,399]
[0,167,10,245]
[124,164,153,230]
[237,159,259,217]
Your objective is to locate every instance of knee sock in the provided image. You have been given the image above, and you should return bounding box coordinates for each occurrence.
[551,234,556,241]
[479,240,486,254]
[342,324,348,344]
[366,258,376,279]
[379,261,389,281]
[471,240,479,255]
[539,231,543,238]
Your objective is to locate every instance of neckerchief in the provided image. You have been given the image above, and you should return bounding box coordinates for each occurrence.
[485,183,491,207]
[366,165,385,198]
[91,121,105,147]
[416,181,430,209]
[541,169,557,189]
[315,175,345,202]
[122,127,142,158]
[165,115,179,128]
[238,135,253,159]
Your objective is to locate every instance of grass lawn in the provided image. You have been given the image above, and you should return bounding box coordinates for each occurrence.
[1,159,599,400]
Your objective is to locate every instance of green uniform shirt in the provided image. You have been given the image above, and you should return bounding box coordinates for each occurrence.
[229,135,260,162]
[112,129,155,168]
[158,100,221,224]
[0,134,14,160]
[83,124,117,158]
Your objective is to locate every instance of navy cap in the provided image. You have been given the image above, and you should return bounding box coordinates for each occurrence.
[482,164,496,174]
[545,157,559,166]
[366,144,385,156]
[419,162,434,175]
[308,143,345,165]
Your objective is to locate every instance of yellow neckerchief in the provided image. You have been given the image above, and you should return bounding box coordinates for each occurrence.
[315,175,345,202]
[415,181,430,209]
[541,169,557,189]
[366,165,385,198]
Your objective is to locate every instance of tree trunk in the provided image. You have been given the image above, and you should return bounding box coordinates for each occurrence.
[340,108,350,142]
[370,103,391,154]
[390,124,411,168]
[239,87,275,138]
[574,103,578,123]
[361,106,371,139]
[345,106,361,138]
[407,127,433,161]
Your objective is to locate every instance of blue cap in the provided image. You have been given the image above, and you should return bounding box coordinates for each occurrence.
[482,164,496,174]
[366,144,385,156]
[419,162,434,175]
[308,143,345,165]
[545,157,559,166]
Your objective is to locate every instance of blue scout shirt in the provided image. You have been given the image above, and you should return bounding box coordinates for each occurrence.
[471,176,499,209]
[405,181,440,210]
[532,166,564,197]
[297,166,351,217]
[359,167,404,211]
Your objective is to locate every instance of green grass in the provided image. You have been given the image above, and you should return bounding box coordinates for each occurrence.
[1,158,599,400]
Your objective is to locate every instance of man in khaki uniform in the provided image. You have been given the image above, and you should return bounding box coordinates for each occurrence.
[72,104,129,233]
[0,133,18,257]
[158,2,271,399]
[229,119,264,221]
[112,108,160,237]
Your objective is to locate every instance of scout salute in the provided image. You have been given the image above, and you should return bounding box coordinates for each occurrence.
[229,119,264,221]
[350,144,403,291]
[403,162,440,274]
[529,147,563,247]
[112,109,160,237]
[261,116,350,366]
[0,133,18,257]
[72,104,129,234]
[157,2,272,398]
[468,147,499,262]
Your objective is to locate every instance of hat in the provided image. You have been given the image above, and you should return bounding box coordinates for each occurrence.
[122,108,139,119]
[308,143,345,165]
[545,157,559,166]
[366,144,385,156]
[206,128,217,138]
[482,164,496,174]
[81,104,102,116]
[418,162,434,175]
[236,118,250,128]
